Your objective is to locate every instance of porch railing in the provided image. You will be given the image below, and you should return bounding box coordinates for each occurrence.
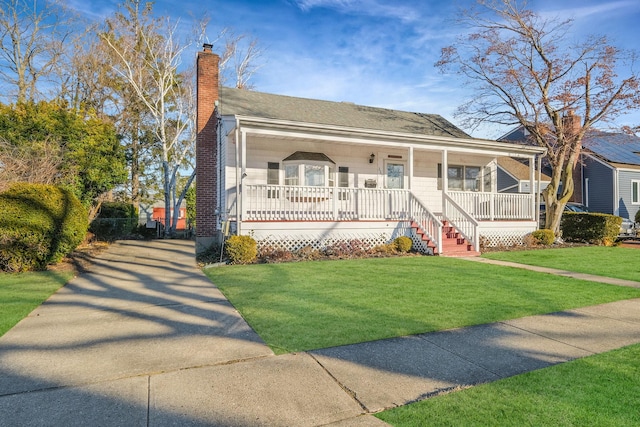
[448,191,534,221]
[443,193,480,252]
[408,193,443,254]
[243,185,412,221]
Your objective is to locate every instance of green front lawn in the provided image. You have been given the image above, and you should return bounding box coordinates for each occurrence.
[0,271,72,336]
[483,246,640,282]
[204,256,640,354]
[376,343,640,426]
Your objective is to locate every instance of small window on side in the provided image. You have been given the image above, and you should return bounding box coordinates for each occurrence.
[267,162,279,185]
[338,167,349,187]
[632,180,640,205]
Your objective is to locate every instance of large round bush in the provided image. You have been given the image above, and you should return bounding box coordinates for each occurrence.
[0,183,88,272]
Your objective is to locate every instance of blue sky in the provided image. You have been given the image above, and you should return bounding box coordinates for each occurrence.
[70,0,640,139]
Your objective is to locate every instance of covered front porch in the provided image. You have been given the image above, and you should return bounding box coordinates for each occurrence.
[223,116,546,255]
[236,185,538,254]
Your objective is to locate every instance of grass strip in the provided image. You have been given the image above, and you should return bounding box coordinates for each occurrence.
[483,246,640,282]
[204,256,640,353]
[0,271,73,336]
[376,343,640,426]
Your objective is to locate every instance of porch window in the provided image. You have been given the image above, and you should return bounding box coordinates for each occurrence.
[632,180,640,205]
[338,167,349,200]
[285,164,299,186]
[338,167,349,187]
[447,166,464,190]
[305,165,324,186]
[267,162,280,198]
[283,151,336,187]
[438,164,488,192]
[465,166,481,192]
[267,162,280,185]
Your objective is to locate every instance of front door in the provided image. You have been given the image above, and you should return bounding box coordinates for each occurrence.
[386,162,405,189]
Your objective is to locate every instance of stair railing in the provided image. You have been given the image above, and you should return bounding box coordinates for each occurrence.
[443,192,480,252]
[409,192,443,254]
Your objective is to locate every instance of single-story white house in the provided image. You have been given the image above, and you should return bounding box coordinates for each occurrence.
[195,45,546,256]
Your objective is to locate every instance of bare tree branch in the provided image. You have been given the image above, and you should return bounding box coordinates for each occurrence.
[436,0,640,232]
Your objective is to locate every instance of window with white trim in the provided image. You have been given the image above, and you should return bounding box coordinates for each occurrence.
[285,164,299,186]
[267,162,280,185]
[267,162,280,198]
[438,164,489,191]
[632,180,640,205]
[282,151,336,187]
[338,167,349,187]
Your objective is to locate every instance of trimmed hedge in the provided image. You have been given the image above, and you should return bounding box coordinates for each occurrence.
[394,236,413,253]
[561,212,621,246]
[0,183,88,272]
[225,235,258,264]
[531,229,555,245]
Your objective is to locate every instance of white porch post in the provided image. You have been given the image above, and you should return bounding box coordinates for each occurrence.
[529,155,536,222]
[239,129,247,234]
[234,120,241,234]
[536,154,542,227]
[442,150,448,217]
[408,146,414,190]
[408,147,414,218]
[490,158,496,221]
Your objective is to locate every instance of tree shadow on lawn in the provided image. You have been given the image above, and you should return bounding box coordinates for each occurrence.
[208,257,640,354]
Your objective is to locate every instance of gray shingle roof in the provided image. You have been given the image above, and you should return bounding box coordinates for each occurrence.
[283,151,335,163]
[219,87,470,139]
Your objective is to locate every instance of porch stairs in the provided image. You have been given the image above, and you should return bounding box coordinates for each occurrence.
[411,220,480,257]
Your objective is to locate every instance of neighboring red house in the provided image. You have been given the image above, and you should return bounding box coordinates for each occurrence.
[153,207,187,230]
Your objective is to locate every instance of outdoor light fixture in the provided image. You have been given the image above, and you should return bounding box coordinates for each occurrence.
[369,153,375,163]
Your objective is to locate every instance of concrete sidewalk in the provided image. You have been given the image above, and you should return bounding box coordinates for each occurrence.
[0,240,639,426]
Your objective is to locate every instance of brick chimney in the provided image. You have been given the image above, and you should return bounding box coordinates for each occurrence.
[562,110,581,138]
[195,44,220,254]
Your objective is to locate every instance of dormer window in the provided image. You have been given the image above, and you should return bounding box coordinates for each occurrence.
[283,151,335,187]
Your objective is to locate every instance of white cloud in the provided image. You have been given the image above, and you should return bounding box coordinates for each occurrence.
[542,0,638,20]
[290,0,421,23]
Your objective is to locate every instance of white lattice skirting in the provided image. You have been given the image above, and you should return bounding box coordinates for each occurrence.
[243,221,419,253]
[477,221,538,249]
[239,220,536,253]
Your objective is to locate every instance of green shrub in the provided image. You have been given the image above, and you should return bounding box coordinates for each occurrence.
[0,183,88,272]
[394,236,413,253]
[561,212,621,245]
[99,202,138,219]
[635,210,640,224]
[530,229,555,245]
[225,235,257,264]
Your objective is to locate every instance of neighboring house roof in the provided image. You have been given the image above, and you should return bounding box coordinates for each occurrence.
[499,126,640,168]
[498,157,551,182]
[218,87,471,139]
[582,131,640,167]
